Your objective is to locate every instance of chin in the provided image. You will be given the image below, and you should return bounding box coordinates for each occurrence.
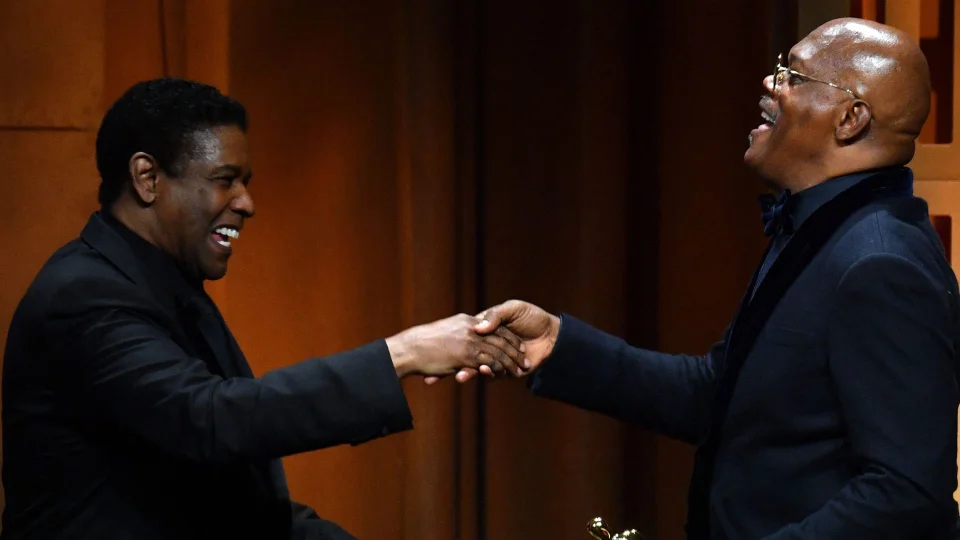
[201,264,229,282]
[743,144,765,173]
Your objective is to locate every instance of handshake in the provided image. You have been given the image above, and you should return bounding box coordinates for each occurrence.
[384,300,560,384]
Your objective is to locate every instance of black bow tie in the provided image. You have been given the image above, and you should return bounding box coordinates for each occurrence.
[759,190,795,237]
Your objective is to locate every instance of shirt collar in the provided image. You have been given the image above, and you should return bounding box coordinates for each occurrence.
[788,167,913,231]
[99,211,205,304]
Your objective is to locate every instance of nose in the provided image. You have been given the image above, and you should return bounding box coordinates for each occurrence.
[763,74,776,94]
[231,185,256,218]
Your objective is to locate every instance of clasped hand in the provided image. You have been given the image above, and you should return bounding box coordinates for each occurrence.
[386,300,560,384]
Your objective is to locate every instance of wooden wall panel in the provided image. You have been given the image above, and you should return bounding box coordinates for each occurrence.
[226,2,405,537]
[0,0,104,128]
[103,0,166,107]
[479,1,632,538]
[654,1,772,537]
[394,1,471,539]
[0,0,107,518]
[224,1,477,538]
[0,131,99,368]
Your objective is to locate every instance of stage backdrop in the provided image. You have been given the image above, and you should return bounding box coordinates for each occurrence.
[1,1,954,539]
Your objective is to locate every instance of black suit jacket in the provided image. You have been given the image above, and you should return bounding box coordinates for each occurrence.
[2,212,413,539]
[531,167,960,539]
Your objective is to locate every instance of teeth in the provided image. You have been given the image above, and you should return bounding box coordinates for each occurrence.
[761,111,776,124]
[216,239,231,248]
[215,227,239,239]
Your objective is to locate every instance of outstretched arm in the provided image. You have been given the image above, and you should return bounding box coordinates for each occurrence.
[527,313,725,444]
[290,501,357,539]
[467,300,727,444]
[45,277,525,464]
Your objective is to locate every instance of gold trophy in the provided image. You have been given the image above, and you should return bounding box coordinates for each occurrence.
[587,517,643,539]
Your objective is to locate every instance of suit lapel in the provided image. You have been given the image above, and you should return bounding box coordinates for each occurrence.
[179,295,246,379]
[721,241,772,362]
[725,167,910,375]
[685,168,913,538]
[81,212,149,287]
[81,212,287,500]
[81,213,195,347]
[216,311,255,378]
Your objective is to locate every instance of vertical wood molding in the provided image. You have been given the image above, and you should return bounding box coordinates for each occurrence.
[453,2,483,538]
[395,0,463,537]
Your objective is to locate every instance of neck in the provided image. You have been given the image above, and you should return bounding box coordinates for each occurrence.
[767,163,830,193]
[770,152,893,193]
[106,203,165,252]
[105,203,204,287]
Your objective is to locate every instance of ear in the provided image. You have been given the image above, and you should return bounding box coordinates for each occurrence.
[836,100,872,143]
[128,152,160,205]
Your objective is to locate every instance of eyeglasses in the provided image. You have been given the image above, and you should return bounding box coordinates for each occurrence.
[773,53,865,103]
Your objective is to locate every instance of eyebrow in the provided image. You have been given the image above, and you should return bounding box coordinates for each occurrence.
[208,165,253,184]
[209,165,251,179]
[210,165,241,176]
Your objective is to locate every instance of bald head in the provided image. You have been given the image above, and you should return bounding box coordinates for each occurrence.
[800,18,931,162]
[745,17,932,190]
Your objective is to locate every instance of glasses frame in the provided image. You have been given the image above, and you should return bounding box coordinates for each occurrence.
[773,53,865,103]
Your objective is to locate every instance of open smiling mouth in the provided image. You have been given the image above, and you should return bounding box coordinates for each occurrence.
[757,110,777,132]
[212,226,239,248]
[749,108,778,146]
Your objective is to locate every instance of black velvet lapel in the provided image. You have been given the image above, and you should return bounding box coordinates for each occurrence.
[723,167,911,407]
[684,167,913,538]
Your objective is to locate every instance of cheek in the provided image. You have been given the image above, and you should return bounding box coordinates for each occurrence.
[783,93,836,134]
[771,109,825,152]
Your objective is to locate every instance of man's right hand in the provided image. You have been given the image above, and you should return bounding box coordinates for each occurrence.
[446,300,561,384]
[385,313,526,380]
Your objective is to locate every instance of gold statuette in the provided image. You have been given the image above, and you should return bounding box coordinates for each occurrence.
[587,517,643,540]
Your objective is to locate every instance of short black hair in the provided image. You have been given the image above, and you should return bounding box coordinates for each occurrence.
[95,78,248,208]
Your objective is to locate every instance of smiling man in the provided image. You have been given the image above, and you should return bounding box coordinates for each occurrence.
[460,17,960,539]
[1,79,526,539]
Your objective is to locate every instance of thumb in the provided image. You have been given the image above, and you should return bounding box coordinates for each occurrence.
[474,305,505,334]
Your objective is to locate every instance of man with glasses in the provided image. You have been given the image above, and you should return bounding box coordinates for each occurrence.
[453,17,960,539]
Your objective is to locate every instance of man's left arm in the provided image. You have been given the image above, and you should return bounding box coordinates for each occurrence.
[766,253,959,539]
[289,501,356,539]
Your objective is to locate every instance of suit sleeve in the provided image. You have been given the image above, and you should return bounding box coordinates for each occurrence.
[289,501,357,540]
[528,314,725,444]
[45,278,413,465]
[765,254,959,539]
